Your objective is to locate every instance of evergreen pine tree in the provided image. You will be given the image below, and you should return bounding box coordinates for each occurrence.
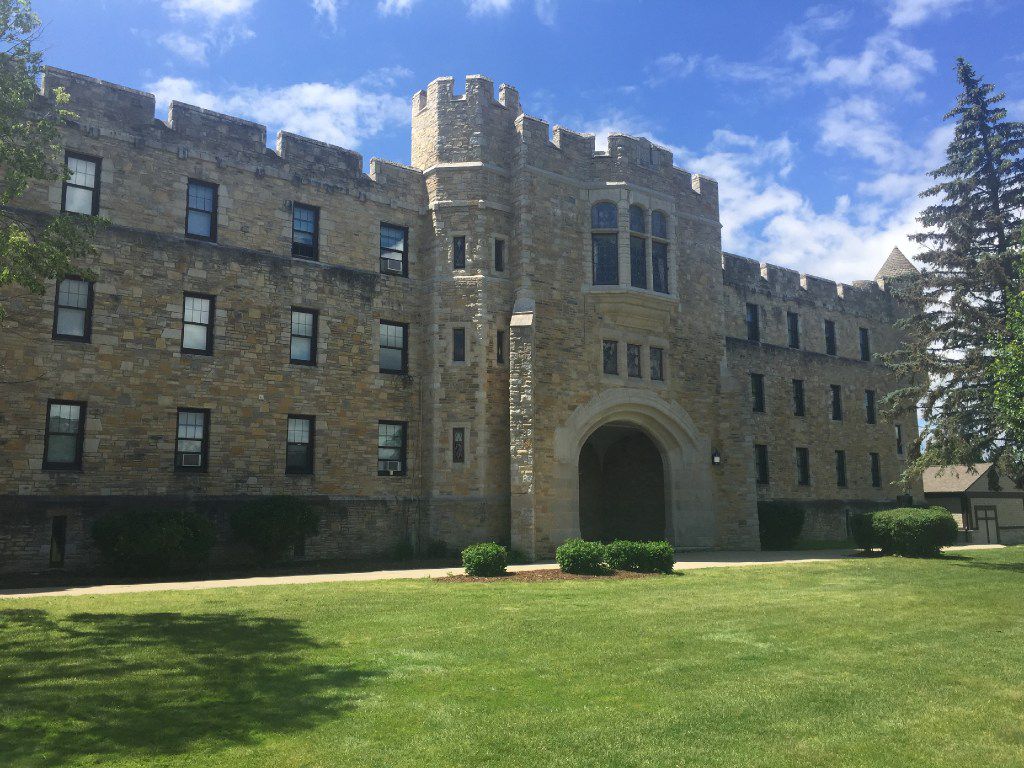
[886,58,1024,484]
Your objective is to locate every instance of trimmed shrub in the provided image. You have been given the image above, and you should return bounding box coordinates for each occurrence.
[605,540,676,573]
[92,508,215,576]
[230,496,320,565]
[849,511,877,552]
[757,501,806,550]
[555,538,607,574]
[461,542,508,576]
[872,507,958,557]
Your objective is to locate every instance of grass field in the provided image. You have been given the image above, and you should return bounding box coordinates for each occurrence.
[2,547,1022,767]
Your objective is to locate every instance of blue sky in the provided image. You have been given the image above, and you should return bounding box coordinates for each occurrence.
[32,0,1024,283]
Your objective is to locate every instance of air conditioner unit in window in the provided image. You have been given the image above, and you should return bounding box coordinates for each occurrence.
[181,453,202,467]
[386,461,402,472]
[383,258,403,274]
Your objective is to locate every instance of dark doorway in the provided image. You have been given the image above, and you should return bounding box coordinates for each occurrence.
[578,424,666,542]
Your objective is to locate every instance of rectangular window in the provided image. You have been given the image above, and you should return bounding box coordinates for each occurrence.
[175,408,209,471]
[750,373,765,413]
[603,340,618,375]
[452,427,465,464]
[796,447,811,486]
[290,308,317,365]
[378,420,407,476]
[49,515,67,568]
[870,452,881,488]
[52,278,93,342]
[186,179,217,240]
[286,415,314,474]
[62,152,100,215]
[895,424,904,455]
[652,241,669,293]
[859,327,871,361]
[864,389,877,424]
[43,400,85,470]
[627,343,642,378]
[181,293,214,354]
[830,384,843,421]
[824,319,837,356]
[592,232,618,285]
[452,327,466,362]
[746,303,760,342]
[835,450,848,487]
[496,329,506,365]
[453,235,466,270]
[380,321,408,374]
[630,236,647,289]
[380,223,408,276]
[754,444,769,485]
[787,312,800,349]
[650,347,664,381]
[793,379,806,417]
[494,238,505,272]
[291,203,319,260]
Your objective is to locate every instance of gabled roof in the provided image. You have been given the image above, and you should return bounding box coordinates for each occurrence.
[875,246,919,281]
[922,463,993,494]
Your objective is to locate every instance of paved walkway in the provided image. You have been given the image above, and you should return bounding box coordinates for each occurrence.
[0,544,1004,600]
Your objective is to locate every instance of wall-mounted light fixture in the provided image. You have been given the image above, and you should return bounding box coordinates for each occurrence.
[711,449,722,466]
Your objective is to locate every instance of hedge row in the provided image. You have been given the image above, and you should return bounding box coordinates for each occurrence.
[851,507,958,557]
[556,539,675,574]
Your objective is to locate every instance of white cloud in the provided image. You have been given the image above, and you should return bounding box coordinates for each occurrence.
[805,32,935,92]
[534,0,556,24]
[157,32,209,64]
[377,0,417,13]
[377,0,555,22]
[888,0,971,28]
[311,0,339,28]
[646,53,701,85]
[467,0,513,13]
[147,73,410,149]
[162,0,256,23]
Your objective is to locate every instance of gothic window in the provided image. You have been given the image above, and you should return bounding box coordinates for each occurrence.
[453,236,466,270]
[591,202,618,285]
[62,153,100,215]
[452,427,465,464]
[652,210,669,294]
[629,206,646,289]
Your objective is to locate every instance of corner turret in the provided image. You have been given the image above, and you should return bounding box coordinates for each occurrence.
[875,246,919,282]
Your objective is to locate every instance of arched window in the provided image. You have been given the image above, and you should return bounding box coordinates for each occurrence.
[591,202,618,285]
[651,210,669,294]
[629,205,647,289]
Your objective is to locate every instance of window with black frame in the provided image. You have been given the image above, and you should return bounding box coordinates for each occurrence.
[745,303,760,342]
[494,238,505,272]
[181,293,214,354]
[452,327,466,362]
[175,408,209,471]
[186,179,217,240]
[650,347,664,381]
[787,311,800,349]
[62,153,100,215]
[53,278,93,341]
[453,236,466,270]
[755,444,769,484]
[591,202,618,285]
[870,452,881,488]
[43,400,85,470]
[651,210,669,294]
[290,308,317,365]
[452,427,465,464]
[286,416,314,474]
[380,321,408,374]
[603,340,618,375]
[864,389,876,424]
[378,421,407,475]
[380,223,408,276]
[835,450,848,487]
[824,319,837,356]
[796,447,811,486]
[291,203,319,259]
[751,373,765,412]
[627,343,642,378]
[792,379,806,416]
[629,204,647,289]
[496,329,506,365]
[830,384,843,421]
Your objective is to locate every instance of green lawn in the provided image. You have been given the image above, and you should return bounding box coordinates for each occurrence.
[2,549,1023,768]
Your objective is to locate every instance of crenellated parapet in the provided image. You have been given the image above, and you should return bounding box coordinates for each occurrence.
[722,252,900,318]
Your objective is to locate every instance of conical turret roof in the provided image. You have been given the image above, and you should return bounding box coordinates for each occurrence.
[875,246,918,281]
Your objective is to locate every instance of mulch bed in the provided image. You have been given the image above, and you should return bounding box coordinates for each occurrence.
[439,568,662,582]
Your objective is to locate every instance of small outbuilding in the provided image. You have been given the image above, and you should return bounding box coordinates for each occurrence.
[923,463,1024,544]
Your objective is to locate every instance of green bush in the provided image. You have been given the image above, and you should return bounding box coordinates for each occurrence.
[555,538,607,574]
[849,511,877,551]
[872,507,958,557]
[605,540,676,573]
[92,508,215,576]
[230,496,320,565]
[757,501,806,550]
[461,542,508,576]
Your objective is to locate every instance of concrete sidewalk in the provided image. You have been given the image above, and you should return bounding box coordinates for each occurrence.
[0,545,1003,600]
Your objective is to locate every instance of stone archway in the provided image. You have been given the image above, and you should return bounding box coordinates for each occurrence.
[579,424,666,541]
[537,388,717,554]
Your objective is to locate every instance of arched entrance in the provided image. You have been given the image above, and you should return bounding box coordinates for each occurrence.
[579,424,666,541]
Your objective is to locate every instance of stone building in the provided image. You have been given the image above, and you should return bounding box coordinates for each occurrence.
[0,68,922,574]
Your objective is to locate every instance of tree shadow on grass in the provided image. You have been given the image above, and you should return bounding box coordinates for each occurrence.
[937,553,1024,573]
[0,609,380,767]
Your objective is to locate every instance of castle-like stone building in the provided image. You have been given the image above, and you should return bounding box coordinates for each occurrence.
[0,68,922,573]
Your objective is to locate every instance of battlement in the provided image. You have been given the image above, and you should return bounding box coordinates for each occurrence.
[42,67,156,127]
[413,74,522,114]
[276,132,363,177]
[167,101,268,155]
[722,252,895,315]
